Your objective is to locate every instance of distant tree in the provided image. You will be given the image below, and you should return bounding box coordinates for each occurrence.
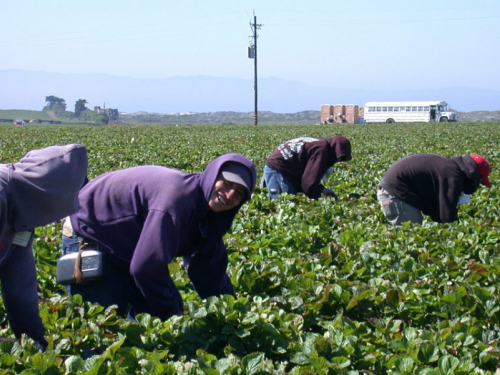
[45,95,66,110]
[98,114,109,125]
[75,99,88,117]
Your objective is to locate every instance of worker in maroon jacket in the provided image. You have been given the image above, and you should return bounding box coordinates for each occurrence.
[377,154,491,225]
[263,136,352,199]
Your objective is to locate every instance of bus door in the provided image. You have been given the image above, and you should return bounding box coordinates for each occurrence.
[430,106,436,121]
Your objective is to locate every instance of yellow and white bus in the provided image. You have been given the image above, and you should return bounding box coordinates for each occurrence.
[363,101,457,123]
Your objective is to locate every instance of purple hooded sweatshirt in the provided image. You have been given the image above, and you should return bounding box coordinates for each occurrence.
[266,136,352,199]
[0,144,88,346]
[69,153,256,320]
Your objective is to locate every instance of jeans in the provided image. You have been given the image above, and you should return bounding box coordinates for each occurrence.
[377,186,423,226]
[61,220,150,320]
[263,165,297,199]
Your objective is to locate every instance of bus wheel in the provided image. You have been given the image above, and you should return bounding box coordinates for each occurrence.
[439,117,449,122]
[386,118,395,123]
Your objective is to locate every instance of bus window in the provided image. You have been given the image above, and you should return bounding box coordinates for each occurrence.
[424,106,429,111]
[412,107,417,111]
[406,107,411,111]
[388,107,393,111]
[418,106,423,111]
[394,107,399,112]
[382,107,387,112]
[376,107,381,112]
[400,107,405,111]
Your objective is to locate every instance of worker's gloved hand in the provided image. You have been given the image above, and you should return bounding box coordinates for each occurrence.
[34,341,47,352]
[322,188,338,200]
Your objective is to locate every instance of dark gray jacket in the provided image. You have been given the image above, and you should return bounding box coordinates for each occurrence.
[380,154,481,223]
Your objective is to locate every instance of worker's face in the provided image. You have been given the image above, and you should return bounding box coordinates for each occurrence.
[208,174,247,212]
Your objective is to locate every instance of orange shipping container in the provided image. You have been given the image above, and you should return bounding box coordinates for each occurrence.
[333,104,345,123]
[345,104,359,124]
[321,104,333,123]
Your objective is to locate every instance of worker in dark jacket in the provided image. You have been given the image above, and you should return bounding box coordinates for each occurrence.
[0,144,88,349]
[377,154,491,225]
[62,154,256,321]
[263,136,352,199]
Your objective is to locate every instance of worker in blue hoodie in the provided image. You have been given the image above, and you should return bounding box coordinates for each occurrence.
[0,144,88,349]
[62,153,256,321]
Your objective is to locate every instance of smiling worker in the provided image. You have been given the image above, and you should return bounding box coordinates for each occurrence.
[61,153,256,321]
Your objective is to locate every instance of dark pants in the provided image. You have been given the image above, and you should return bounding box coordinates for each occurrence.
[61,232,151,320]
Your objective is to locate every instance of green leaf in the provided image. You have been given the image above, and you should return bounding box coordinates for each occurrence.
[242,352,265,374]
[65,355,84,373]
[438,355,460,374]
[346,295,359,310]
[417,343,439,364]
[386,289,401,308]
[395,356,414,373]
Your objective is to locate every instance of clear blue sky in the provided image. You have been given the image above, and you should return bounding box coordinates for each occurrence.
[2,0,499,92]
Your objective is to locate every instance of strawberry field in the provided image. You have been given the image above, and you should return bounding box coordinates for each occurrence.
[0,122,499,374]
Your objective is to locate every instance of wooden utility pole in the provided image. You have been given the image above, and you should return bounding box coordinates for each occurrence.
[249,14,262,125]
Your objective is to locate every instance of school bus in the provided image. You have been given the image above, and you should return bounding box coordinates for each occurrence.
[363,101,457,123]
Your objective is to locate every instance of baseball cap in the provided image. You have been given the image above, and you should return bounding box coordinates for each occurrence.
[470,154,491,188]
[221,162,252,195]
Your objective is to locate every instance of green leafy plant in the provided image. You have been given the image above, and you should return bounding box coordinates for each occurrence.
[0,122,498,373]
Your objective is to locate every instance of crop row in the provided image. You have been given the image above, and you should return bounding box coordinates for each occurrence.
[0,122,499,374]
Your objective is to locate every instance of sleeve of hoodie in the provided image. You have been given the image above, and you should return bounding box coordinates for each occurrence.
[437,177,461,223]
[128,210,184,320]
[301,149,330,199]
[183,238,234,299]
[0,236,47,347]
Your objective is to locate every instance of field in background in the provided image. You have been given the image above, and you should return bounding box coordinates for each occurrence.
[0,109,54,121]
[3,108,500,125]
[0,122,499,373]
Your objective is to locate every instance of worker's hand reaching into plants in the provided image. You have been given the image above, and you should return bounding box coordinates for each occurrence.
[322,188,338,200]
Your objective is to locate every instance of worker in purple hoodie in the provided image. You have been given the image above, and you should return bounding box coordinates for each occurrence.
[0,144,88,349]
[61,153,256,321]
[263,136,352,199]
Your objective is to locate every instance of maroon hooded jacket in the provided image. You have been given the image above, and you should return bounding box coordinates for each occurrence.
[265,136,352,199]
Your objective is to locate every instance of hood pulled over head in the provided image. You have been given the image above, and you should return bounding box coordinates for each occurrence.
[200,153,256,206]
[199,153,256,237]
[327,136,352,163]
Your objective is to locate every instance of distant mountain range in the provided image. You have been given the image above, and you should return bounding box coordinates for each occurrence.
[1,69,499,113]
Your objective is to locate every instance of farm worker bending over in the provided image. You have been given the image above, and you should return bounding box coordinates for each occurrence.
[0,144,88,349]
[61,154,256,321]
[377,154,491,225]
[262,136,352,199]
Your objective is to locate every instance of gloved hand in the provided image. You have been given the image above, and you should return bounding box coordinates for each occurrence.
[34,341,47,352]
[322,188,338,200]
